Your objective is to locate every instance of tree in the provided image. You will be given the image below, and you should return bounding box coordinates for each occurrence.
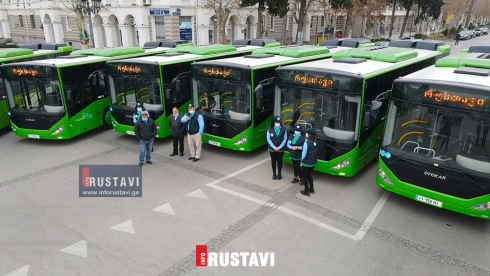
[388,0,397,38]
[203,0,242,44]
[398,0,414,38]
[292,0,315,44]
[240,0,289,39]
[331,0,354,37]
[267,0,290,44]
[363,0,387,38]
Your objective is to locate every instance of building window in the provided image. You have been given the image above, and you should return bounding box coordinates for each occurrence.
[286,15,289,30]
[155,16,165,40]
[310,16,314,28]
[19,15,24,27]
[321,16,324,27]
[30,15,35,28]
[10,15,14,27]
[270,16,274,30]
[209,30,213,44]
[65,16,72,30]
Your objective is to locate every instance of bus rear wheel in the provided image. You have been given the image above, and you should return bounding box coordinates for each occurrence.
[102,108,112,130]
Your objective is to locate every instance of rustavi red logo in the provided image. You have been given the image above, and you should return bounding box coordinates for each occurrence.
[82,167,90,186]
[196,245,207,266]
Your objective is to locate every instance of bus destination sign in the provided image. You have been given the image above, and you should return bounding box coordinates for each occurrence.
[424,89,485,107]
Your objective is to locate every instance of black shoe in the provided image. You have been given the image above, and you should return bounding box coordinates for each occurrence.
[299,178,304,186]
[188,157,195,160]
[291,178,297,184]
[139,162,143,166]
[193,158,200,162]
[300,190,310,197]
[170,152,178,156]
[146,161,152,164]
[310,188,315,194]
[180,153,184,157]
[277,174,282,180]
[272,173,277,180]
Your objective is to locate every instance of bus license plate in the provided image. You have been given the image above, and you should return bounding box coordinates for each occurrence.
[415,195,442,207]
[209,140,220,146]
[27,134,40,139]
[126,131,135,135]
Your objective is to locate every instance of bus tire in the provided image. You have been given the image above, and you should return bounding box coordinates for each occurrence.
[102,108,112,130]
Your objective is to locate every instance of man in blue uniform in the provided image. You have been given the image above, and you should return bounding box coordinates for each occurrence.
[181,104,205,162]
[287,124,305,184]
[300,128,318,196]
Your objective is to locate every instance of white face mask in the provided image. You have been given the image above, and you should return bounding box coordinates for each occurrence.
[306,133,309,139]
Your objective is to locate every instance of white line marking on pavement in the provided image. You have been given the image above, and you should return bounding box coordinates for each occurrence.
[60,240,87,258]
[354,191,390,240]
[110,219,135,234]
[186,189,208,199]
[277,206,358,241]
[152,203,176,215]
[203,158,359,241]
[4,265,29,276]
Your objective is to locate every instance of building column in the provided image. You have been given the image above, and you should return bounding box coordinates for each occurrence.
[0,10,11,39]
[196,24,207,46]
[43,23,55,43]
[52,21,65,44]
[119,25,134,47]
[135,25,150,47]
[93,23,105,48]
[104,24,118,47]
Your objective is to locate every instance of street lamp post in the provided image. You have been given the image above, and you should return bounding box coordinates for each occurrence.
[75,0,102,48]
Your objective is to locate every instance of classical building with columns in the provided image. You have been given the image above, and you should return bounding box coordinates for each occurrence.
[0,0,391,49]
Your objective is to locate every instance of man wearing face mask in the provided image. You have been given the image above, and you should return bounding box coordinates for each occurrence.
[133,102,145,124]
[134,111,157,166]
[300,128,318,197]
[169,107,186,157]
[181,104,204,162]
[267,116,288,180]
[287,124,305,184]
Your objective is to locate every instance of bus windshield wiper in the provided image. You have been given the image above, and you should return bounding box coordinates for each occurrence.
[464,172,486,191]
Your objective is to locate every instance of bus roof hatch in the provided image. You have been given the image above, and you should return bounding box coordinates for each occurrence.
[0,48,34,58]
[165,44,237,55]
[332,47,418,63]
[70,47,146,57]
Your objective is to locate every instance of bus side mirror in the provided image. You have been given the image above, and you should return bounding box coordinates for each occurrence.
[370,100,382,111]
[255,85,263,111]
[65,90,72,103]
[165,88,171,100]
[175,79,181,92]
[362,112,371,128]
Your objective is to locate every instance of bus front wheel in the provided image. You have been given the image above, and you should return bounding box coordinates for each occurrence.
[102,108,112,130]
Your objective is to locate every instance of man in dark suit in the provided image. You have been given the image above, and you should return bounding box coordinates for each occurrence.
[169,107,186,156]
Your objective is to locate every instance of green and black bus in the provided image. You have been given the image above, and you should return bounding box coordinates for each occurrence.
[274,41,451,177]
[377,46,490,219]
[1,43,185,139]
[0,43,72,131]
[190,45,353,151]
[107,40,280,138]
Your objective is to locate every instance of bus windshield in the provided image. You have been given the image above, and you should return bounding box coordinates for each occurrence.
[382,82,490,177]
[278,85,361,148]
[109,75,162,112]
[192,78,251,122]
[5,77,65,114]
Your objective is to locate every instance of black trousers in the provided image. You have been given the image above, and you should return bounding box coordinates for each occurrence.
[172,136,184,154]
[302,166,315,191]
[269,151,284,174]
[292,159,302,178]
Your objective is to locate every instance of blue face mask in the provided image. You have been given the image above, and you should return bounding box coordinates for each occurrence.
[295,131,301,136]
[142,118,148,122]
[275,123,280,128]
[190,110,195,115]
[137,108,142,113]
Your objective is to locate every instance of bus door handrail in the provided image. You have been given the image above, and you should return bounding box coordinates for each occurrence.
[401,141,419,150]
[297,120,312,130]
[414,147,435,157]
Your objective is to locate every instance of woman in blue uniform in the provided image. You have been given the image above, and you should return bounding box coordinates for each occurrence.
[300,129,318,197]
[287,125,305,184]
[133,102,145,124]
[267,116,288,180]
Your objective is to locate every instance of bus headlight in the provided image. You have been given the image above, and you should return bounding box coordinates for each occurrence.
[331,158,350,169]
[378,166,393,185]
[470,201,490,210]
[156,123,161,130]
[51,125,64,135]
[233,135,247,145]
[7,111,11,116]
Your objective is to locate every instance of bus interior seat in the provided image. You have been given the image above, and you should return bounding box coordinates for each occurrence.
[44,105,65,113]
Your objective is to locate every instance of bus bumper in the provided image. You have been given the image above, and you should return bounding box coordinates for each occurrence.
[377,160,490,219]
[202,133,253,151]
[111,119,168,138]
[283,151,357,177]
[11,120,71,140]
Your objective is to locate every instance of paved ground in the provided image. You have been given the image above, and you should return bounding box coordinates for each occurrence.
[1,37,490,276]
